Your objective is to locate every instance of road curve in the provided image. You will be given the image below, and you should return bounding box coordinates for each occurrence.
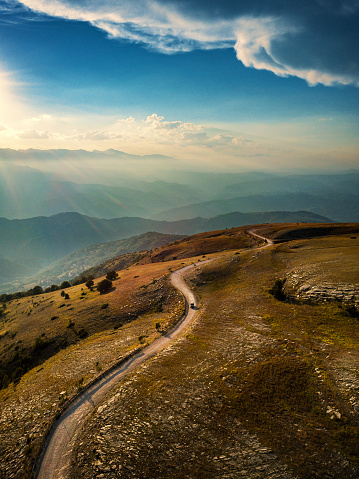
[248,229,274,246]
[35,262,208,479]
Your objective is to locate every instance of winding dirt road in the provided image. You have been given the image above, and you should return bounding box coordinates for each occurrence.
[35,262,207,479]
[248,229,274,246]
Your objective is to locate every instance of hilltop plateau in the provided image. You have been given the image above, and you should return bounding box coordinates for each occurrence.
[0,222,358,478]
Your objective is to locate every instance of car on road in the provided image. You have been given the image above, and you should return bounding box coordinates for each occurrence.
[190,302,195,309]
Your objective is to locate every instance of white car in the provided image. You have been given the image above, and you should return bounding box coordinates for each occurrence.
[190,302,195,309]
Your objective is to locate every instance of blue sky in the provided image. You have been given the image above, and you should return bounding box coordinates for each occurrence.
[0,0,358,171]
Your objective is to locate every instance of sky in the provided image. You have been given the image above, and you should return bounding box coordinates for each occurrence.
[0,0,358,171]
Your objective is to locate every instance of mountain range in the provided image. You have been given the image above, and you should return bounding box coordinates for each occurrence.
[0,210,331,293]
[1,158,359,222]
[1,150,358,294]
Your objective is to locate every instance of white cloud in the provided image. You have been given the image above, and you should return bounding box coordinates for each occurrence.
[18,129,50,139]
[25,114,53,123]
[13,0,359,86]
[7,112,249,152]
[233,17,358,86]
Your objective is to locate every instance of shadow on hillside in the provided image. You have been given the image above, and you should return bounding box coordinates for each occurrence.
[99,287,117,295]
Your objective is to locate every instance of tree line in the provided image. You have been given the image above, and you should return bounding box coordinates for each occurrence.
[0,270,119,304]
[0,275,95,304]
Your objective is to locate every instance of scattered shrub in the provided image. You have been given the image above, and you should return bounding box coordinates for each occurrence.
[97,279,112,294]
[33,336,52,353]
[106,270,118,281]
[12,366,24,382]
[342,302,359,318]
[0,370,9,389]
[101,303,109,309]
[77,328,88,339]
[32,285,43,296]
[269,279,286,301]
[153,300,163,313]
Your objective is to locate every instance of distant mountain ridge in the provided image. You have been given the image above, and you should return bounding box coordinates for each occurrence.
[0,163,205,219]
[0,209,332,293]
[1,161,358,221]
[154,191,359,223]
[0,209,332,263]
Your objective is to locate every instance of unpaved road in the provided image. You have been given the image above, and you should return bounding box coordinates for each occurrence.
[35,262,207,479]
[248,229,274,246]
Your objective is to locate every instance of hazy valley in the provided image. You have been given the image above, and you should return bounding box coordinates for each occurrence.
[3,154,359,294]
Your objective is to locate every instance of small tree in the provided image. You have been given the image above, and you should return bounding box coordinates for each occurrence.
[60,281,71,289]
[86,279,94,289]
[97,278,112,294]
[106,270,118,281]
[269,279,286,301]
[32,285,43,296]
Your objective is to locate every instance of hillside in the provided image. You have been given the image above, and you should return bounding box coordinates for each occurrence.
[74,227,261,280]
[6,232,185,292]
[0,209,331,272]
[0,223,358,478]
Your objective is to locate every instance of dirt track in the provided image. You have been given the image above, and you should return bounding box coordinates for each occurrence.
[35,262,207,479]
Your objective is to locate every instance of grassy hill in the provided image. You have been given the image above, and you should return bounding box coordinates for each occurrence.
[75,226,260,280]
[0,222,358,478]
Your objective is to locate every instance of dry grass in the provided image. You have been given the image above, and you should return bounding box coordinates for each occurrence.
[72,235,359,479]
[252,222,359,243]
[1,224,358,478]
[0,258,208,478]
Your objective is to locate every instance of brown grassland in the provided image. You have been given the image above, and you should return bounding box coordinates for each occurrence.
[72,228,359,479]
[0,223,358,478]
[0,257,209,478]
